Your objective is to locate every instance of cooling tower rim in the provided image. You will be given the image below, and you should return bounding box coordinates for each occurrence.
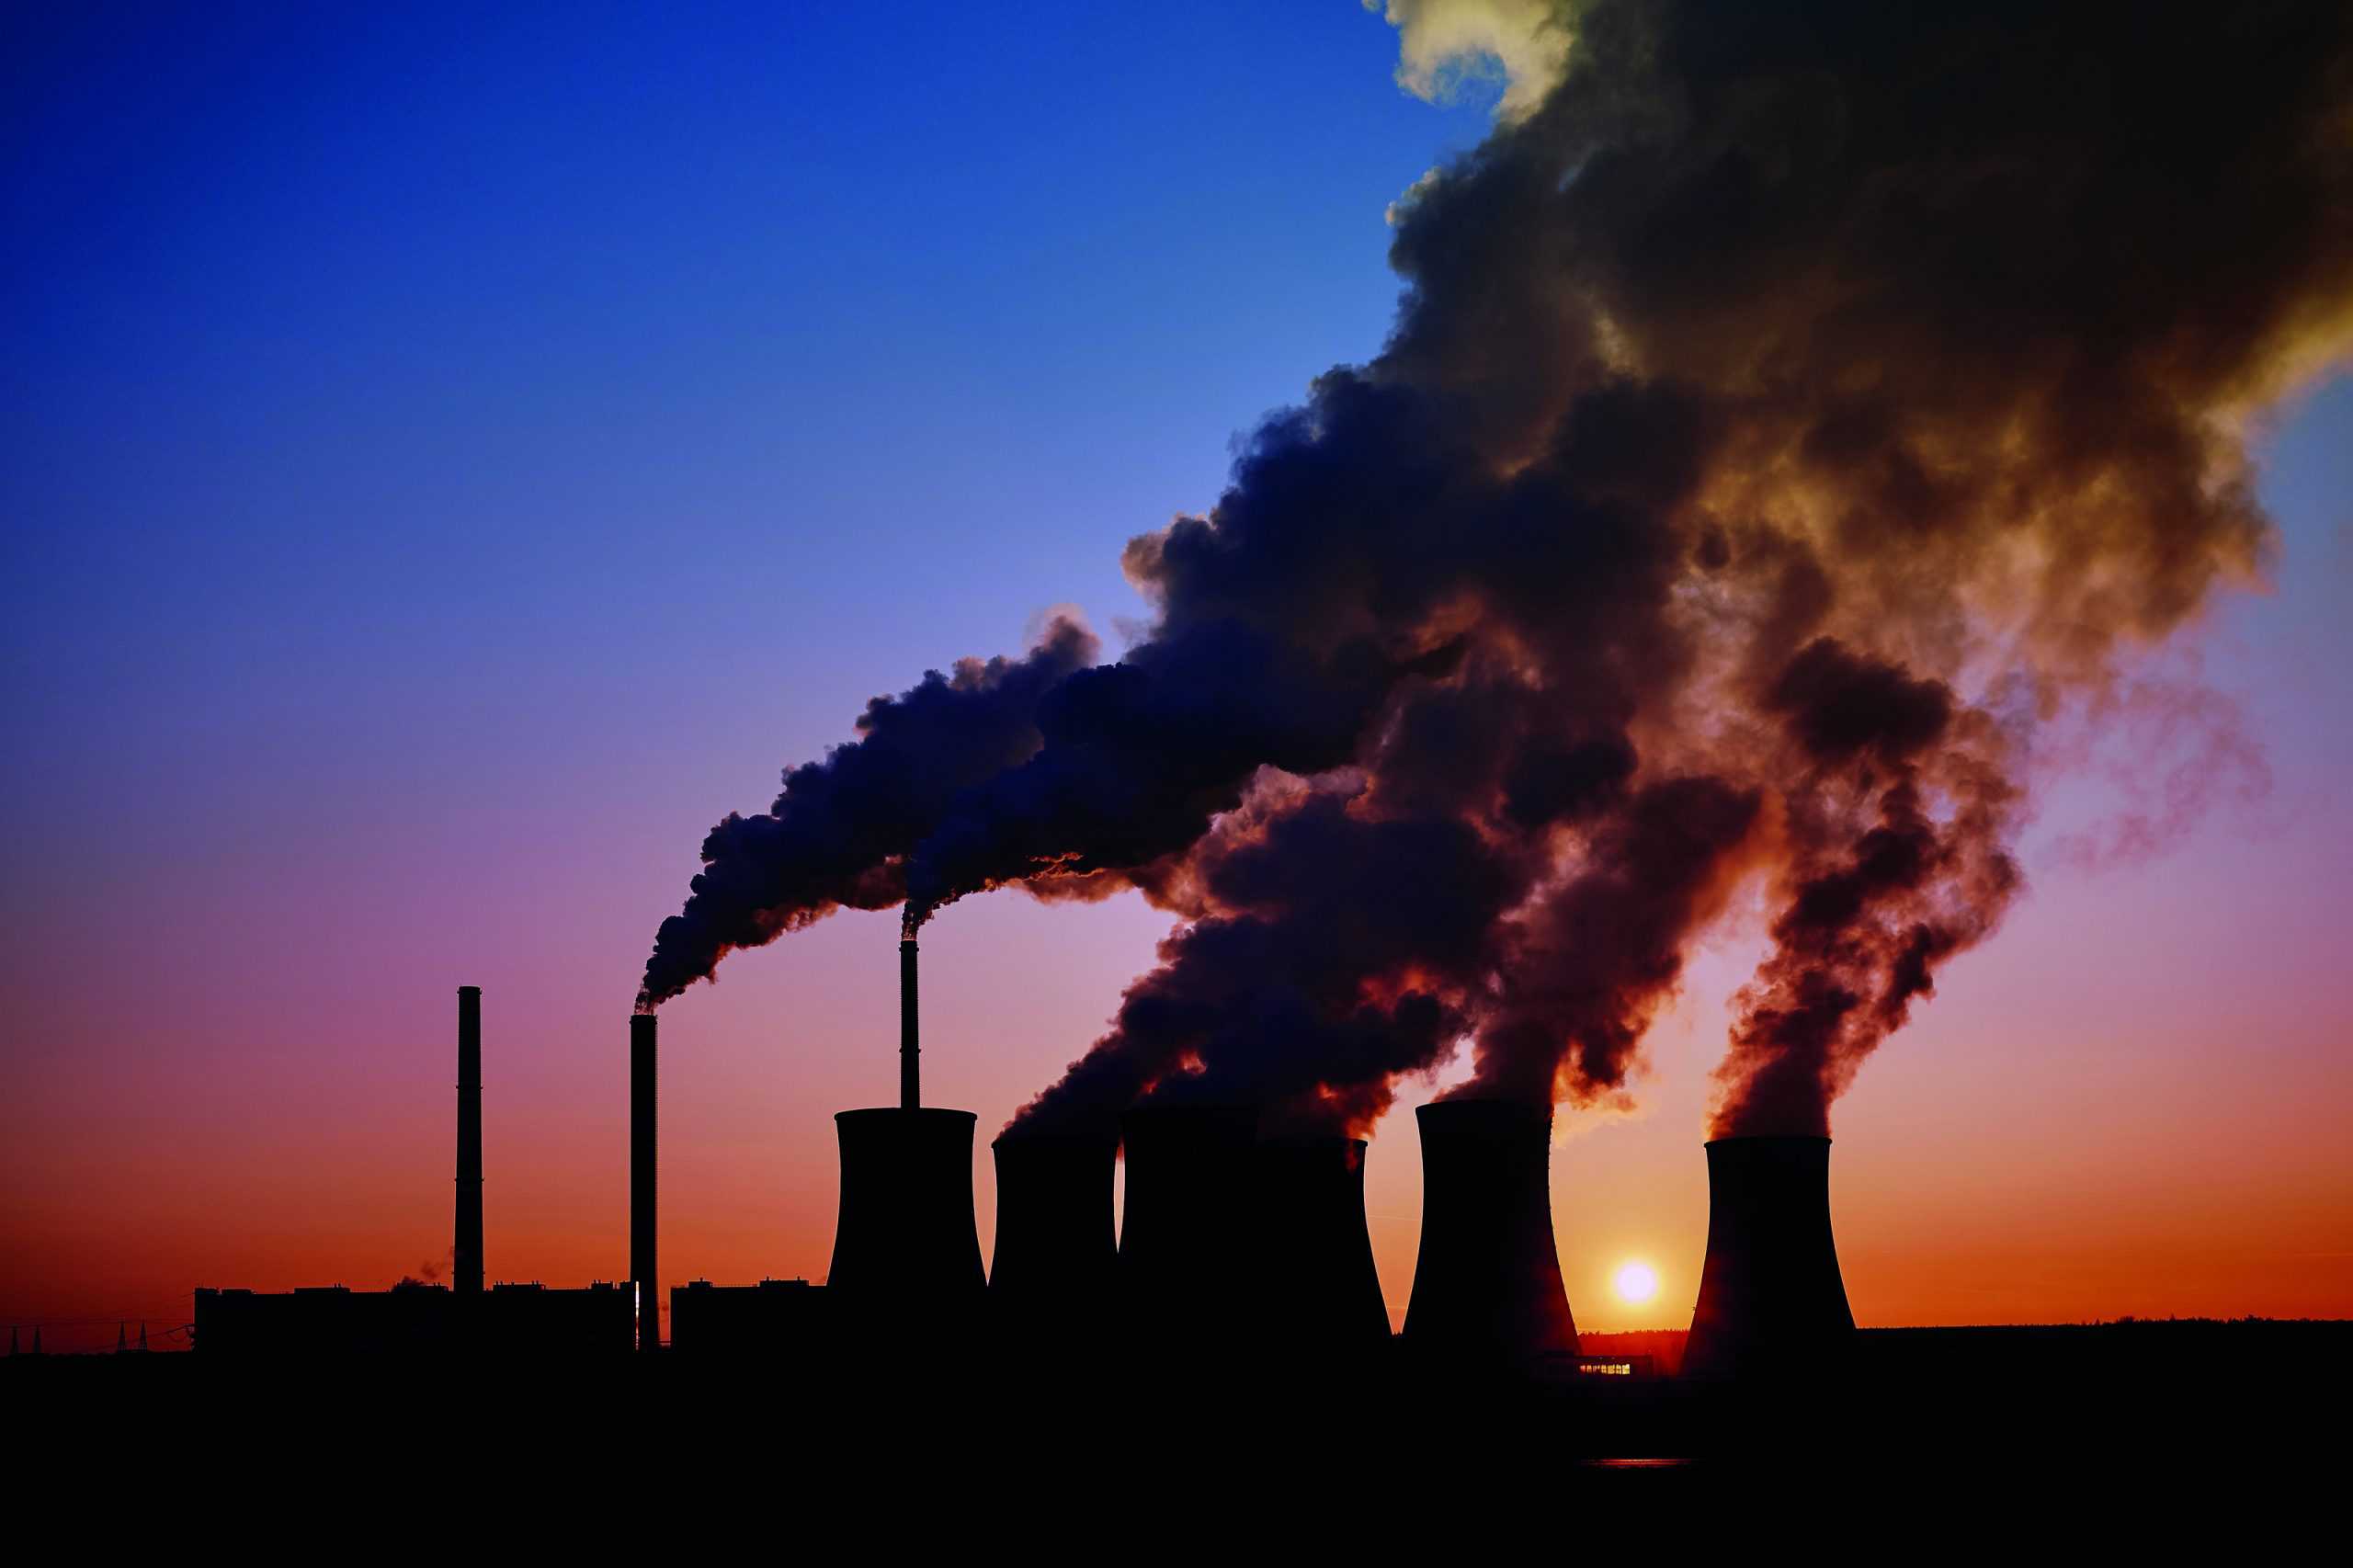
[1415,1097,1551,1130]
[991,1127,1119,1151]
[1253,1132,1370,1153]
[835,1106,978,1127]
[1702,1133,1833,1147]
[1118,1102,1257,1131]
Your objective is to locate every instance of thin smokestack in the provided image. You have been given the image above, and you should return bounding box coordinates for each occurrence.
[631,1012,657,1352]
[1683,1135,1856,1381]
[455,985,483,1295]
[899,929,919,1109]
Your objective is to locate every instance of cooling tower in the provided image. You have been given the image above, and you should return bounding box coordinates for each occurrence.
[989,1131,1118,1329]
[1118,1103,1256,1350]
[630,1012,657,1352]
[454,986,483,1296]
[1682,1135,1856,1381]
[1402,1100,1578,1362]
[1253,1136,1391,1357]
[827,1108,987,1324]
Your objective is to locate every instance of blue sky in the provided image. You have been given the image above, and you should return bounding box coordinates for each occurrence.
[3,3,1516,898]
[5,0,1486,946]
[8,3,1481,689]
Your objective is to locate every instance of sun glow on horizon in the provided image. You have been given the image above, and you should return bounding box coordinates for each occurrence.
[1612,1260,1660,1305]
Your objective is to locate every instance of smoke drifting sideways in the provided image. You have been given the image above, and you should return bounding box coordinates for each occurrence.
[634,616,1097,1010]
[644,0,2353,1143]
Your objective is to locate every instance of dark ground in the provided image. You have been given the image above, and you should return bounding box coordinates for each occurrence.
[2,1322,2339,1550]
[7,1319,2345,1500]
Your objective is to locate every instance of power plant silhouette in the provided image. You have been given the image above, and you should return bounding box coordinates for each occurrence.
[1404,1100,1581,1363]
[195,984,636,1357]
[1684,1136,1857,1381]
[987,1129,1117,1344]
[190,941,1860,1384]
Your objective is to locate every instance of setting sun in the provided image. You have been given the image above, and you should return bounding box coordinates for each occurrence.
[1613,1261,1660,1305]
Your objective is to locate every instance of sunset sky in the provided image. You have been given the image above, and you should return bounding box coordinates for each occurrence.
[5,2,2348,1352]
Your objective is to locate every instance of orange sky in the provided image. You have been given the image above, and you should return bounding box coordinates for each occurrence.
[10,814,2347,1352]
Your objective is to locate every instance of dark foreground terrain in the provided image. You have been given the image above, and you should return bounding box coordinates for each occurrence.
[6,1319,2344,1518]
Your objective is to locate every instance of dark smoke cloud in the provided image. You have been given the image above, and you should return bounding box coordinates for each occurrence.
[1011,778,1515,1138]
[1710,642,2019,1135]
[646,0,2352,1142]
[636,616,1097,1007]
[902,610,1461,926]
[1467,775,1763,1114]
[896,369,1722,932]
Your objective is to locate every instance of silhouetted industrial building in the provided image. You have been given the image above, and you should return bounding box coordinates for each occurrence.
[184,959,1892,1381]
[196,1283,453,1357]
[670,1278,827,1355]
[1253,1136,1390,1358]
[822,937,987,1349]
[828,1108,985,1322]
[456,984,483,1295]
[631,1010,658,1351]
[989,1130,1118,1340]
[1403,1099,1579,1364]
[194,986,634,1358]
[899,933,921,1109]
[1119,1103,1256,1351]
[194,1281,631,1358]
[1683,1135,1857,1381]
[476,1281,635,1356]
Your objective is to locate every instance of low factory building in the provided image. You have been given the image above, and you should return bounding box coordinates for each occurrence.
[669,1278,828,1356]
[194,1281,633,1358]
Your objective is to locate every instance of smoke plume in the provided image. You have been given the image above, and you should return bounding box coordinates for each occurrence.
[1373,0,1575,120]
[646,0,2353,1142]
[635,616,1096,1008]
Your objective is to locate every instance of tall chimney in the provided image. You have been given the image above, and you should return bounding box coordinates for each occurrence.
[1118,1103,1256,1352]
[455,985,483,1295]
[989,1130,1118,1335]
[1402,1100,1578,1363]
[631,1011,658,1352]
[1253,1136,1391,1358]
[1682,1136,1856,1381]
[899,936,920,1109]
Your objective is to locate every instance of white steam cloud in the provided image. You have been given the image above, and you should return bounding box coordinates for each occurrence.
[1369,0,1573,120]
